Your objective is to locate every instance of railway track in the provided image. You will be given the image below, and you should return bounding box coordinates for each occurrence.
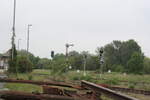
[96,83,150,96]
[108,86,150,95]
[81,80,139,100]
[0,78,141,100]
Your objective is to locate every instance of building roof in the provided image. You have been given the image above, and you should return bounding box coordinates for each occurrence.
[0,49,11,58]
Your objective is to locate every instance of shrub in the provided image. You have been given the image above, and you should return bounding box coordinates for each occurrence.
[103,78,119,85]
[72,75,80,80]
[127,52,144,74]
[28,74,33,80]
[80,75,93,81]
[17,56,33,73]
[128,84,135,89]
[114,65,124,72]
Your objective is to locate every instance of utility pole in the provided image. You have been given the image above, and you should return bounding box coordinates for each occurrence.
[18,39,21,51]
[83,54,87,76]
[27,24,32,54]
[26,24,32,74]
[11,0,16,60]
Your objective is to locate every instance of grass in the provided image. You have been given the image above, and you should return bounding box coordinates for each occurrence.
[4,69,150,100]
[32,69,50,75]
[7,71,50,81]
[125,93,150,100]
[5,83,42,93]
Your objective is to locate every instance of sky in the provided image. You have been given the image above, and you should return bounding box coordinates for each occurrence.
[0,0,150,58]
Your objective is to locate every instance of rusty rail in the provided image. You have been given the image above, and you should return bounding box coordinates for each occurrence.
[81,80,139,100]
[0,91,81,100]
[109,86,150,95]
[97,84,150,95]
[0,78,74,88]
[0,78,141,100]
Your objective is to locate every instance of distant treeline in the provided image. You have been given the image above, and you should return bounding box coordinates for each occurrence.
[9,39,150,74]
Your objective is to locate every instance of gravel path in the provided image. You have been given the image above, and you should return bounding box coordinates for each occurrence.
[0,74,7,90]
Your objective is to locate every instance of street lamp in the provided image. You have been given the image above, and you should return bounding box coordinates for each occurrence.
[27,24,32,54]
[18,39,21,50]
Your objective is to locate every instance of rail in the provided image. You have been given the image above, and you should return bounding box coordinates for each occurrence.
[81,80,139,100]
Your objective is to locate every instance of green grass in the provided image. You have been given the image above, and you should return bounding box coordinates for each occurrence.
[5,83,42,93]
[4,69,150,100]
[32,69,50,75]
[5,69,150,93]
[7,70,50,81]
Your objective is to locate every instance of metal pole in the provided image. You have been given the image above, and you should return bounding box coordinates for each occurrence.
[27,24,32,54]
[83,55,87,76]
[65,44,69,72]
[83,59,86,76]
[26,24,32,74]
[65,43,74,71]
[12,0,16,60]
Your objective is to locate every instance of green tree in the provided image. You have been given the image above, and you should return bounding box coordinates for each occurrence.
[69,54,83,70]
[17,56,33,73]
[86,55,99,70]
[127,52,144,74]
[143,57,150,74]
[36,58,51,69]
[17,49,40,69]
[96,39,143,72]
[120,40,142,68]
[51,53,66,75]
[8,45,17,73]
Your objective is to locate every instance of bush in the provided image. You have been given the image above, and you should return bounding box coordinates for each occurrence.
[17,56,33,73]
[127,52,144,74]
[103,78,119,85]
[8,47,17,73]
[28,74,33,80]
[143,57,150,74]
[114,65,124,72]
[80,75,93,81]
[72,75,80,80]
[128,83,135,89]
[8,59,17,73]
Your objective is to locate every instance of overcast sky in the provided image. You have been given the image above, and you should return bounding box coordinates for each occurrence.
[0,0,150,58]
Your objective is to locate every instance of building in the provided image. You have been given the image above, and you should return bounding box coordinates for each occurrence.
[0,50,11,71]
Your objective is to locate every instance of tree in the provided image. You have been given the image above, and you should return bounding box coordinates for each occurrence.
[51,53,67,75]
[143,57,150,74]
[127,52,144,74]
[33,56,40,69]
[120,40,142,67]
[69,54,83,70]
[96,39,143,72]
[8,45,17,73]
[69,51,99,70]
[17,49,40,69]
[36,58,51,69]
[17,56,33,73]
[86,55,99,70]
[96,41,123,71]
